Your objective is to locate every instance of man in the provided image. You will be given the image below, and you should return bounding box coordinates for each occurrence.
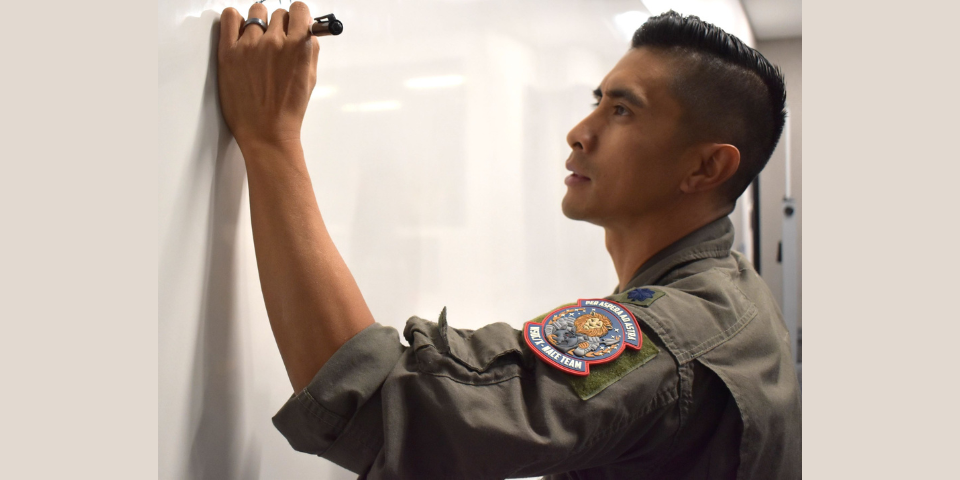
[217,3,800,479]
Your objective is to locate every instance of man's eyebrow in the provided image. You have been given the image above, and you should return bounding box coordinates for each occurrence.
[593,86,645,107]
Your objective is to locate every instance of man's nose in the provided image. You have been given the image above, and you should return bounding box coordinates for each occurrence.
[566,113,597,153]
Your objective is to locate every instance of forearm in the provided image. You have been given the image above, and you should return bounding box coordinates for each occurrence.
[216,2,356,391]
[242,140,375,392]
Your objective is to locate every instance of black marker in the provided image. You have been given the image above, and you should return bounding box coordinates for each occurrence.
[310,14,343,36]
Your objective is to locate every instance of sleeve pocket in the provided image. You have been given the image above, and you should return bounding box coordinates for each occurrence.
[402,307,532,385]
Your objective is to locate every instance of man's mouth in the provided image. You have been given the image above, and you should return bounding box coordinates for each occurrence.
[564,172,591,186]
[565,156,590,186]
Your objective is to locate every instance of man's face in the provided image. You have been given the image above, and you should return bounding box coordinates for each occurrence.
[562,47,692,225]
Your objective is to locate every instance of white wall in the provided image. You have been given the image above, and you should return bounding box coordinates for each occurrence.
[159,1,757,478]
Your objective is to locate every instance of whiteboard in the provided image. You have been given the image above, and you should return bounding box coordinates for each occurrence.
[158,1,755,478]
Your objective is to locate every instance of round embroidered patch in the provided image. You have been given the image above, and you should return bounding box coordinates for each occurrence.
[523,299,643,376]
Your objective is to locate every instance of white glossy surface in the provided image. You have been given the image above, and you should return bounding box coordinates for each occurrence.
[159,1,755,478]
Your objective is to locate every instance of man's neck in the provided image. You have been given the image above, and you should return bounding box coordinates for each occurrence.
[604,204,729,292]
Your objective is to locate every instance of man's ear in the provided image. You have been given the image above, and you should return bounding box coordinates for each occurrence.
[679,144,740,194]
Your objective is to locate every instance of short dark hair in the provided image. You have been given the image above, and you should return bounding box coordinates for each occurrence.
[632,10,787,204]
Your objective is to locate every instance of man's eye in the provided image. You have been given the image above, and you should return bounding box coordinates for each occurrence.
[614,105,628,115]
[592,100,600,107]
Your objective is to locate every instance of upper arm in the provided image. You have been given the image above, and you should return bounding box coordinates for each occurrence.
[273,308,680,478]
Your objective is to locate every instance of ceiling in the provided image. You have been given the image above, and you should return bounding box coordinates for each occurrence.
[740,0,802,40]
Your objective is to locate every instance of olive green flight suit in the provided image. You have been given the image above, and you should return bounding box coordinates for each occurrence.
[273,216,802,479]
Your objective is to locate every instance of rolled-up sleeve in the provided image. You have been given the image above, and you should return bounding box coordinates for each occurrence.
[272,322,404,472]
[273,308,680,479]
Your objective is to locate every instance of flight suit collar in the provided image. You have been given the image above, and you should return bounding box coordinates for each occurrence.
[617,215,735,293]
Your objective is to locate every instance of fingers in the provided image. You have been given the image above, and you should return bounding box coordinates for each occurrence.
[240,3,269,44]
[287,2,313,41]
[267,8,289,38]
[218,8,243,53]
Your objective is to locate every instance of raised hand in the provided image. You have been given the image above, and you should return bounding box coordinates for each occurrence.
[217,2,320,153]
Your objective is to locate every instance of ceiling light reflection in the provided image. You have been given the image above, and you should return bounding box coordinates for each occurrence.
[312,85,338,99]
[341,101,402,112]
[404,75,465,89]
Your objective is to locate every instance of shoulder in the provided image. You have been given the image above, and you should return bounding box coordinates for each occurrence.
[612,255,783,366]
[614,272,755,364]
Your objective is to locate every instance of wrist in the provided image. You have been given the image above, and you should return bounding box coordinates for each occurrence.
[237,136,306,173]
[238,135,303,156]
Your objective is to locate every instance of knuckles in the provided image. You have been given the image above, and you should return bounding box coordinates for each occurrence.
[290,2,309,15]
[262,36,284,52]
[248,4,268,17]
[221,7,240,20]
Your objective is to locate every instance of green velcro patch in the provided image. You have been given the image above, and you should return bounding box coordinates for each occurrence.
[612,287,666,307]
[568,329,659,400]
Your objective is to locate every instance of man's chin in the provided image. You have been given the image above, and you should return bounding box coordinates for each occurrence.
[562,195,609,226]
[561,196,591,221]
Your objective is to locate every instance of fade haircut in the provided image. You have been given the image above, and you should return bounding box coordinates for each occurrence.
[632,10,787,204]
